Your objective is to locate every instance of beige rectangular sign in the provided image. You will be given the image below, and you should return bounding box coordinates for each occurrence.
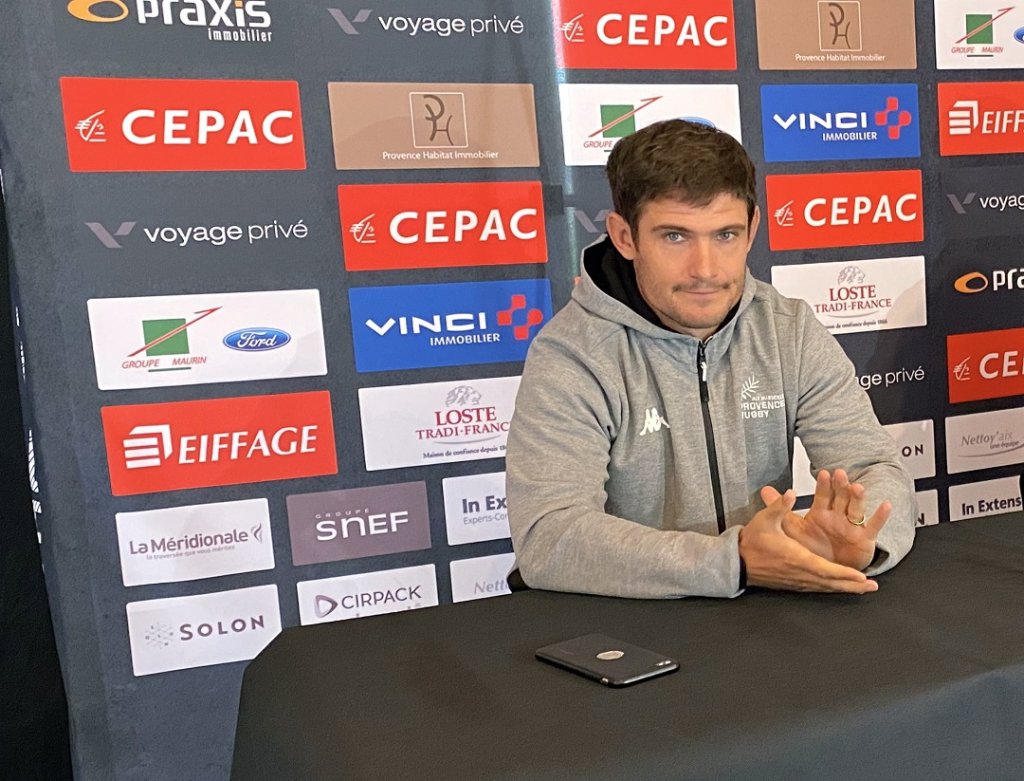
[329,82,539,170]
[755,0,917,70]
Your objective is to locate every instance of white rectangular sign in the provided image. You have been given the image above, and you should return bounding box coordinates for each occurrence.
[359,377,519,471]
[296,564,438,625]
[88,289,327,389]
[935,3,1024,70]
[949,476,1022,522]
[772,256,927,335]
[116,498,274,587]
[558,83,741,166]
[449,553,516,603]
[946,406,1024,475]
[126,584,281,677]
[443,471,510,545]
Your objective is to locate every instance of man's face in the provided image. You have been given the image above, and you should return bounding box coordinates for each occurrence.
[607,193,760,341]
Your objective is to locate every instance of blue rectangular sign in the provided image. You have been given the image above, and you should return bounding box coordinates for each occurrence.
[761,84,920,163]
[349,279,552,372]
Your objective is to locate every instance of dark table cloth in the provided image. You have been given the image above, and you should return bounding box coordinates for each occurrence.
[233,513,1024,780]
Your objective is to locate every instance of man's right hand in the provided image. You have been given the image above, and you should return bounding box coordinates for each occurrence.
[737,489,878,594]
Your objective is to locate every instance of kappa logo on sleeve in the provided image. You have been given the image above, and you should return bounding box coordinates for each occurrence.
[60,77,306,172]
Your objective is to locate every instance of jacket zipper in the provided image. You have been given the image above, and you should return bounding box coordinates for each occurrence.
[697,341,726,534]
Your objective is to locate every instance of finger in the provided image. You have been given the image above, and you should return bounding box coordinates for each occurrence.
[788,541,868,584]
[846,482,866,526]
[866,500,892,537]
[831,468,851,515]
[760,485,782,506]
[811,469,833,512]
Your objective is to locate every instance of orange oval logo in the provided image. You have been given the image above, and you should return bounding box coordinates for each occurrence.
[67,0,129,23]
[954,271,988,294]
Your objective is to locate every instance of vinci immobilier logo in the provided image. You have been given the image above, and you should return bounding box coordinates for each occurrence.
[338,181,547,271]
[554,0,736,70]
[101,391,337,496]
[938,81,1024,156]
[60,76,306,172]
[765,169,923,251]
[348,279,552,372]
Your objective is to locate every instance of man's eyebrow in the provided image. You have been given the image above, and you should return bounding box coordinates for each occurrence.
[650,223,747,233]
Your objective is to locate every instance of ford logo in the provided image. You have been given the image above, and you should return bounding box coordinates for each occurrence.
[1016,27,1024,44]
[223,328,291,352]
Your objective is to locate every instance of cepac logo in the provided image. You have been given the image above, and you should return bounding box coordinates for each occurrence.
[554,0,736,70]
[329,82,538,170]
[126,585,281,676]
[761,84,920,161]
[771,255,927,335]
[948,327,1024,403]
[765,169,923,250]
[939,82,1024,155]
[101,391,337,496]
[60,77,306,172]
[558,83,741,166]
[348,280,551,372]
[359,376,519,471]
[338,181,547,271]
[296,565,439,624]
[755,0,917,70]
[87,289,326,390]
[116,498,274,586]
[65,0,275,43]
[936,3,1024,68]
[287,482,431,566]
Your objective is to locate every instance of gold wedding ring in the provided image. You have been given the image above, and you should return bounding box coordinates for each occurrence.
[847,515,867,526]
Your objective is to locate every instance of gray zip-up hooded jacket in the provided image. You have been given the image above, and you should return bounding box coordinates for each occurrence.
[506,237,916,599]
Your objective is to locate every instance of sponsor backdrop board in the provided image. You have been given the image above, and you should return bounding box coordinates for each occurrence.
[0,1,1018,779]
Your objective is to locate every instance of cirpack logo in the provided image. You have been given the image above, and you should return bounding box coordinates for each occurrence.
[338,181,547,271]
[60,76,306,172]
[765,169,923,250]
[101,391,338,496]
[554,0,737,70]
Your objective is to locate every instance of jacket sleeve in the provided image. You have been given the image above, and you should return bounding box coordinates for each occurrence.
[506,334,743,599]
[792,304,917,575]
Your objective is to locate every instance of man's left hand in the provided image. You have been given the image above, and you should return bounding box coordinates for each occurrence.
[761,469,891,571]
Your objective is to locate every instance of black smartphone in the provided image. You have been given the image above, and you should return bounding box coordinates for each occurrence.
[535,633,679,687]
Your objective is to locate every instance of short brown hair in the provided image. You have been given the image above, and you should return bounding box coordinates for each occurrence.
[605,120,757,234]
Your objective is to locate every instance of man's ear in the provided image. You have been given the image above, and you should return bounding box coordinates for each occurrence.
[746,205,761,252]
[605,211,638,261]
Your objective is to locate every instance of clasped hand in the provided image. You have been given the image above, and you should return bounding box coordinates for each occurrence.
[737,469,892,594]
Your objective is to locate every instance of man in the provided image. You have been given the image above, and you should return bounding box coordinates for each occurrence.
[506,120,916,599]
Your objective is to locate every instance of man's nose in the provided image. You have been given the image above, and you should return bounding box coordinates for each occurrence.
[688,239,716,278]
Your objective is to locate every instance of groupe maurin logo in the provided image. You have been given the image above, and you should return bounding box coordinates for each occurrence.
[66,0,276,44]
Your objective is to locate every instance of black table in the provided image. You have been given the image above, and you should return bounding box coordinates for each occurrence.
[232,514,1024,781]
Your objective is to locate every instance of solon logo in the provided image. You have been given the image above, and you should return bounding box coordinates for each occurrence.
[948,326,1024,403]
[338,181,546,271]
[765,169,923,250]
[101,391,337,496]
[555,0,736,70]
[939,82,1024,156]
[761,84,920,162]
[60,76,306,172]
[348,280,551,372]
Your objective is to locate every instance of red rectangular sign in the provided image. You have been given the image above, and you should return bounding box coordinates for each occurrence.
[948,328,1024,404]
[765,169,923,251]
[101,391,337,496]
[939,81,1024,157]
[338,181,547,271]
[60,76,307,172]
[553,0,736,70]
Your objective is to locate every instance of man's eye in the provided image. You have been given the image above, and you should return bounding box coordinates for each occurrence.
[718,231,737,241]
[665,231,683,242]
